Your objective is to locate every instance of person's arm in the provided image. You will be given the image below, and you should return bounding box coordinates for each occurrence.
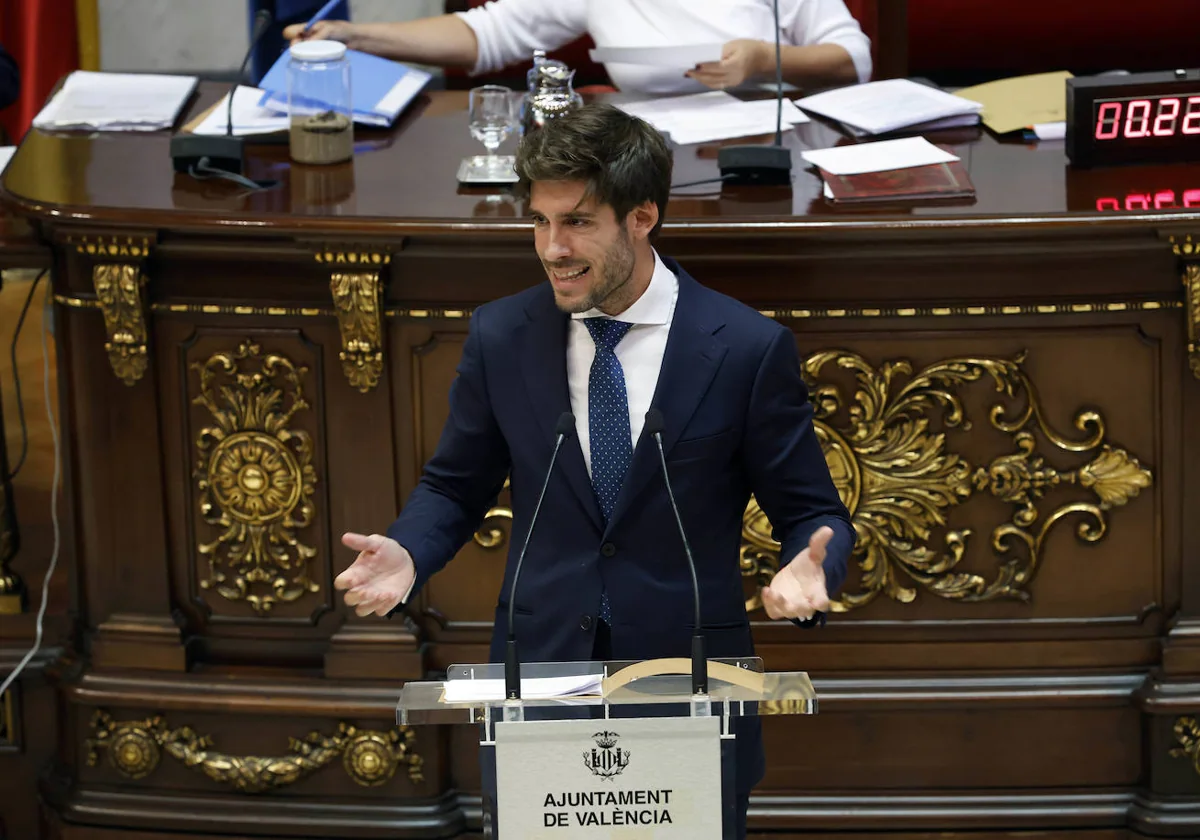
[284,15,481,67]
[385,304,512,601]
[0,42,20,111]
[283,0,588,75]
[741,325,856,624]
[686,0,870,92]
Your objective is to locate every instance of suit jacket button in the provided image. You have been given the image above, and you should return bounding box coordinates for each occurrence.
[600,542,616,557]
[580,615,593,631]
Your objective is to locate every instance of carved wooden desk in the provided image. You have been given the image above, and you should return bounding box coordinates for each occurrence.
[1,83,1200,839]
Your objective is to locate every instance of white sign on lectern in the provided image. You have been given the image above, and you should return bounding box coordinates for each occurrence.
[494,715,723,838]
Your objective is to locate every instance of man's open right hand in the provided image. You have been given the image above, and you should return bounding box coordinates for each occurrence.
[337,532,416,617]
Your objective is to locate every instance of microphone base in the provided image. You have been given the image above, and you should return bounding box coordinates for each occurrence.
[170,133,246,176]
[504,638,521,701]
[717,144,792,187]
[691,633,708,696]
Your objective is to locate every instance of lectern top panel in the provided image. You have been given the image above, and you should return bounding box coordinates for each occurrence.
[396,658,816,725]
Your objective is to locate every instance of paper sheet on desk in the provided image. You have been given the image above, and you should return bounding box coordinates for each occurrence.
[590,43,723,68]
[0,147,15,174]
[442,673,603,704]
[33,70,197,131]
[802,137,959,176]
[796,78,980,136]
[191,86,289,136]
[620,91,808,145]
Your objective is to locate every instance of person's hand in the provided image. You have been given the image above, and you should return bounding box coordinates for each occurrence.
[685,39,771,90]
[761,526,832,621]
[337,532,416,617]
[282,19,356,47]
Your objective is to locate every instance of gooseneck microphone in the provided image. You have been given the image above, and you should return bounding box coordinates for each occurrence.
[506,411,576,701]
[716,0,792,186]
[170,8,275,180]
[644,408,707,696]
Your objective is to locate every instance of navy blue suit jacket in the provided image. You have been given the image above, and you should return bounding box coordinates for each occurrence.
[388,257,855,792]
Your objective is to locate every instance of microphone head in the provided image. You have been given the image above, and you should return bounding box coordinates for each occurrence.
[644,407,665,436]
[252,8,274,37]
[554,411,576,437]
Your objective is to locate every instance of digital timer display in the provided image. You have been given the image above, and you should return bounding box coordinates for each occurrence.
[1092,94,1200,141]
[1067,69,1200,167]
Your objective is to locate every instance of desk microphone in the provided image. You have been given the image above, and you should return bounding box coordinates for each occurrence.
[716,0,792,186]
[170,8,274,178]
[506,411,575,701]
[644,408,707,696]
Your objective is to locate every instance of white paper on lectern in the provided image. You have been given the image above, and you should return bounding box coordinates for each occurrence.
[589,43,723,68]
[0,147,15,174]
[442,673,603,703]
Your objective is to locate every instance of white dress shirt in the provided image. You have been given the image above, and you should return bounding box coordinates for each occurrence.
[456,0,872,95]
[567,249,678,476]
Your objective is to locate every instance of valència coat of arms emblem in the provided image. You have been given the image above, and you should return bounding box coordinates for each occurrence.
[583,730,630,779]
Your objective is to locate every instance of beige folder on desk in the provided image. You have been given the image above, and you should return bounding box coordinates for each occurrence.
[954,70,1073,134]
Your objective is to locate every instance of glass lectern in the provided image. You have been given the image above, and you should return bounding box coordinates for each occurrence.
[397,656,817,839]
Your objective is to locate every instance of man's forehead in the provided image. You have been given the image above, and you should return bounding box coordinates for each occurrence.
[529,180,601,215]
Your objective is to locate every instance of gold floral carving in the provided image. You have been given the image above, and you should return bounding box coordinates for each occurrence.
[741,350,1152,612]
[330,272,384,393]
[475,477,513,549]
[193,341,319,614]
[92,264,149,385]
[1184,264,1200,380]
[86,711,423,792]
[1170,716,1200,776]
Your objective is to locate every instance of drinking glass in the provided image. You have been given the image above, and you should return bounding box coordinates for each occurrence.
[468,85,517,177]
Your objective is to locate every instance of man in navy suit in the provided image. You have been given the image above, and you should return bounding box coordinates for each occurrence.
[338,103,854,838]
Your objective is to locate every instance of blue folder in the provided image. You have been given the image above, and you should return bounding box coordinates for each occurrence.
[257,48,432,127]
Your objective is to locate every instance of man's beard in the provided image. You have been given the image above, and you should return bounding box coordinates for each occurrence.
[550,229,636,314]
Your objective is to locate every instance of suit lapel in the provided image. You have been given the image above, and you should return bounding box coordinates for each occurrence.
[605,268,727,534]
[519,288,604,532]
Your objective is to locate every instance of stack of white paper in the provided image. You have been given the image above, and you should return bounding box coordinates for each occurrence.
[442,673,603,704]
[192,86,290,137]
[796,78,982,137]
[33,71,198,132]
[619,91,809,145]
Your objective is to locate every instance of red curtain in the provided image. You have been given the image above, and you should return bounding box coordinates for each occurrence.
[0,0,80,141]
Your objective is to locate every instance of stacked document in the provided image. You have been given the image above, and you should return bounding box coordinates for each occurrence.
[619,91,809,145]
[190,86,290,137]
[257,49,431,128]
[442,673,603,704]
[33,71,197,132]
[801,137,975,204]
[796,78,982,137]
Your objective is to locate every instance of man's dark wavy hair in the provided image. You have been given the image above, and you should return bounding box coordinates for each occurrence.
[515,103,674,240]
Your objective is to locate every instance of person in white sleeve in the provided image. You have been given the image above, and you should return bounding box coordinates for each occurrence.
[283,0,871,95]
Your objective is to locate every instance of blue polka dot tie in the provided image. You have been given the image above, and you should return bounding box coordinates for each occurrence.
[585,317,633,626]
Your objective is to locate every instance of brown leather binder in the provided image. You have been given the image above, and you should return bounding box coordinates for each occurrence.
[820,156,976,205]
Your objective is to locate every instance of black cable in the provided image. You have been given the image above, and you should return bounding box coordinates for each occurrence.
[773,0,783,146]
[5,268,48,482]
[188,157,277,191]
[670,173,738,191]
